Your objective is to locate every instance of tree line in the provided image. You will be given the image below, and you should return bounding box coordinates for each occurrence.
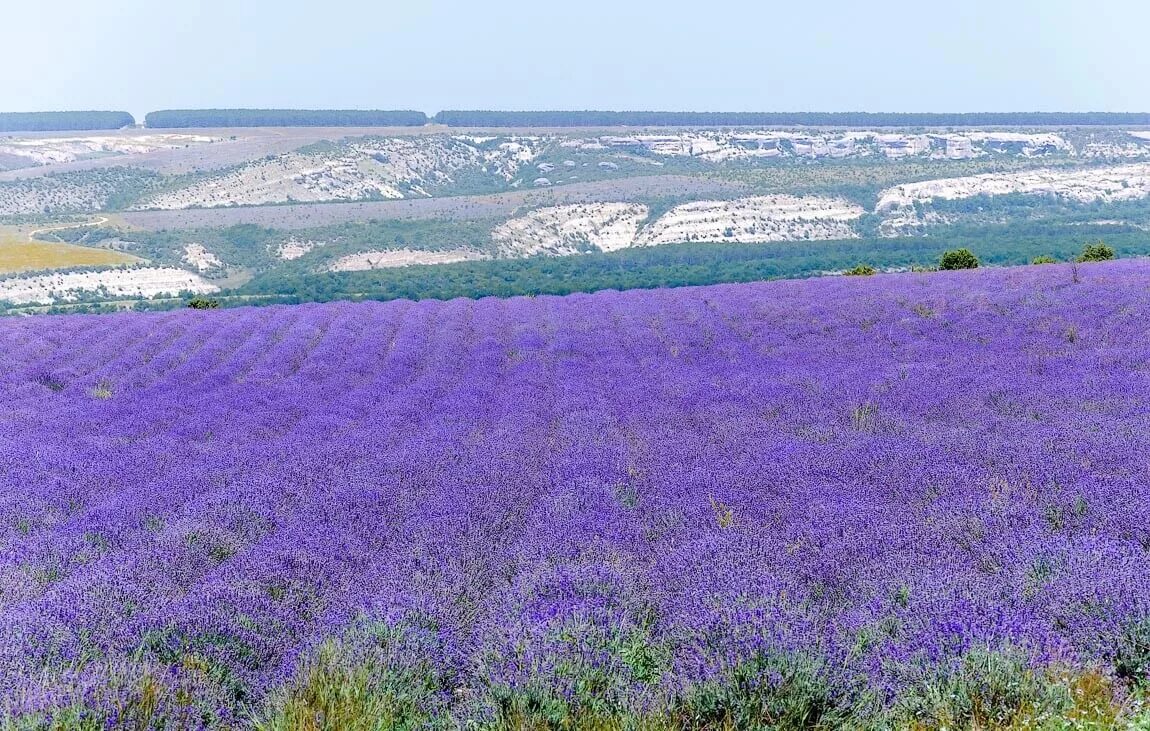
[0,111,135,132]
[7,109,1150,132]
[431,111,1150,128]
[144,109,429,128]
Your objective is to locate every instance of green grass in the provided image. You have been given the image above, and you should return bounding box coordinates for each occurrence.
[248,621,1149,731]
[5,627,1149,730]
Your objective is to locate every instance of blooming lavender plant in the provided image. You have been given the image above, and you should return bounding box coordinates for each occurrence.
[1,261,1149,727]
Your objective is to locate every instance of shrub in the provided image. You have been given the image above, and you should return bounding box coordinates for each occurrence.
[188,298,221,310]
[852,402,880,431]
[36,373,67,392]
[1076,241,1116,263]
[257,617,858,730]
[893,646,1123,729]
[254,622,447,731]
[939,248,980,270]
[90,379,114,400]
[1115,617,1150,687]
[1032,255,1058,265]
[489,650,858,731]
[844,264,876,276]
[672,652,856,730]
[0,658,241,730]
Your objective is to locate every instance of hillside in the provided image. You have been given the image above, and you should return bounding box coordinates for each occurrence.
[3,260,1150,726]
[3,122,1150,311]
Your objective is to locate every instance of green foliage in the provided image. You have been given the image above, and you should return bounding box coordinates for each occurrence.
[844,264,876,276]
[670,652,853,731]
[89,379,114,400]
[0,167,171,215]
[0,657,241,730]
[254,620,450,731]
[851,403,880,431]
[257,616,855,731]
[254,645,439,731]
[0,111,134,132]
[466,649,850,731]
[21,217,1150,315]
[891,189,1150,237]
[938,248,981,270]
[718,157,1059,209]
[488,655,853,729]
[187,298,221,310]
[36,373,66,392]
[182,225,1150,311]
[145,109,428,128]
[1077,241,1117,263]
[893,646,1124,729]
[6,628,1144,731]
[433,111,1150,128]
[1032,255,1059,264]
[1115,617,1150,687]
[120,219,496,274]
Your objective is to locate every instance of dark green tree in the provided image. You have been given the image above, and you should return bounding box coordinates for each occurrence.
[1076,242,1116,263]
[939,248,980,270]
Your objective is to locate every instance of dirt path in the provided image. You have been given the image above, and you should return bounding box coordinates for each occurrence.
[27,216,110,243]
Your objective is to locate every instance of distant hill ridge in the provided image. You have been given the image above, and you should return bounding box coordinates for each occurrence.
[143,109,1150,129]
[6,109,1150,132]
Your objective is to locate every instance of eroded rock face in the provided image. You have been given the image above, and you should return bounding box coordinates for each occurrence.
[0,267,218,305]
[877,163,1150,234]
[879,163,1150,210]
[635,196,865,245]
[491,203,650,256]
[490,196,866,255]
[0,134,221,167]
[182,243,222,272]
[327,249,488,272]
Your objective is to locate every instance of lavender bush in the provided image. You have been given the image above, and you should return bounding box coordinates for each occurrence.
[2,260,1149,728]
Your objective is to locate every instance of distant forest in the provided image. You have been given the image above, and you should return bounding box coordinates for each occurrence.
[432,110,1150,128]
[0,111,135,132]
[144,109,430,128]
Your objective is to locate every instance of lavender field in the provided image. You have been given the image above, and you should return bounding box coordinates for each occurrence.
[4,260,1150,729]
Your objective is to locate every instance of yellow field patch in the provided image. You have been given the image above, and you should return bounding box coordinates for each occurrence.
[0,224,138,274]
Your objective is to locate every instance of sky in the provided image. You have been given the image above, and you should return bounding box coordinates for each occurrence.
[3,0,1148,119]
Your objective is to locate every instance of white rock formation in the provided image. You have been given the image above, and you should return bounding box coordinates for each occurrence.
[492,203,650,256]
[636,196,865,245]
[0,268,218,305]
[327,249,486,271]
[182,243,222,271]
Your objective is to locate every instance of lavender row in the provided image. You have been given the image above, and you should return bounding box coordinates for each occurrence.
[0,261,1148,723]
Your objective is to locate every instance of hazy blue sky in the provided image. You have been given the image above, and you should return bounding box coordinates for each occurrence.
[4,0,1147,118]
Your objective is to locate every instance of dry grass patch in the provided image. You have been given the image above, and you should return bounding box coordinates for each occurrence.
[0,225,137,274]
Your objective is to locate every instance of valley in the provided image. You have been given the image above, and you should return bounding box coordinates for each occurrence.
[2,123,1150,309]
